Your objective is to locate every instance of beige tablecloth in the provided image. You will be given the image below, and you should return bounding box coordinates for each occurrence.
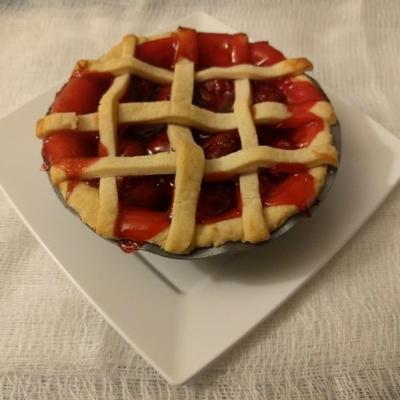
[1,1,400,398]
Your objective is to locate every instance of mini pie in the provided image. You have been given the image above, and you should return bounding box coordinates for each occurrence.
[36,28,339,254]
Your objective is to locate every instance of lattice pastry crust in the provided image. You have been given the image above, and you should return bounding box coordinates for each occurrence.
[36,30,338,254]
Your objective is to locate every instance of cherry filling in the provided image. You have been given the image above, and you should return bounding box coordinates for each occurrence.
[118,175,174,211]
[193,79,235,112]
[257,120,324,149]
[135,29,286,70]
[193,130,241,159]
[118,125,171,156]
[252,77,324,105]
[42,130,99,165]
[259,167,315,210]
[51,70,113,114]
[114,175,174,247]
[44,68,112,170]
[196,179,241,224]
[42,29,328,249]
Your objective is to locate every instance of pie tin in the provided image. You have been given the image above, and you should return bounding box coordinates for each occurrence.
[49,77,340,260]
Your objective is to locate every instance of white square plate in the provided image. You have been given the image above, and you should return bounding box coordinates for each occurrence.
[1,12,400,385]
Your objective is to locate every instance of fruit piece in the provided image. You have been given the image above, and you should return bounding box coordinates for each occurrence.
[51,72,113,114]
[195,79,235,112]
[135,37,176,69]
[119,137,146,157]
[196,181,236,222]
[198,33,233,68]
[121,77,157,103]
[155,85,172,101]
[42,130,98,164]
[202,131,241,159]
[120,175,174,211]
[120,177,161,209]
[250,42,285,66]
[278,78,324,104]
[252,80,286,103]
[146,131,170,154]
[174,27,198,64]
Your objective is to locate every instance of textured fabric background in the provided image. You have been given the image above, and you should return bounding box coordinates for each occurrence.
[1,1,400,398]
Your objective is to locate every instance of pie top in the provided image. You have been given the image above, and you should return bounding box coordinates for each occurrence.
[36,28,338,254]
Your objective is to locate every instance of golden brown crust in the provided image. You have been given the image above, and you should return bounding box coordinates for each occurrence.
[36,100,335,139]
[234,79,268,242]
[164,60,205,253]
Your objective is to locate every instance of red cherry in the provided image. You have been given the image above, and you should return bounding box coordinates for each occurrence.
[202,131,241,159]
[157,176,175,205]
[250,42,285,66]
[198,33,233,68]
[155,85,171,101]
[121,177,161,209]
[147,131,170,154]
[119,137,145,157]
[174,27,198,64]
[51,73,113,114]
[195,79,235,112]
[230,33,250,64]
[42,130,98,164]
[197,33,250,68]
[135,36,176,69]
[120,176,174,211]
[257,126,295,149]
[252,80,286,103]
[278,79,324,104]
[196,181,236,222]
[121,77,157,103]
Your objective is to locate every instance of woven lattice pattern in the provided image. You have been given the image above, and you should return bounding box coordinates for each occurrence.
[37,29,338,253]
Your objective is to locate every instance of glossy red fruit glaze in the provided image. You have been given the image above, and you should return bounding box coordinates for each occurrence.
[197,33,232,68]
[250,42,285,66]
[257,119,324,150]
[51,72,113,114]
[119,175,174,211]
[202,131,241,159]
[118,137,146,157]
[230,33,250,65]
[279,101,319,129]
[196,180,239,223]
[277,78,324,104]
[42,130,98,165]
[155,85,172,101]
[115,206,171,243]
[121,77,158,103]
[119,239,141,253]
[120,177,160,209]
[135,36,176,69]
[257,126,294,149]
[259,169,315,210]
[194,79,235,112]
[174,27,198,64]
[197,33,250,68]
[146,131,171,154]
[252,80,286,104]
[291,120,324,148]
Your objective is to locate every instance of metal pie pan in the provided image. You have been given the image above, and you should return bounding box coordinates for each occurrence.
[49,76,340,260]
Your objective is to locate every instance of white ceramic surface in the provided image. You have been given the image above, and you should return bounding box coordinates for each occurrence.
[1,12,400,385]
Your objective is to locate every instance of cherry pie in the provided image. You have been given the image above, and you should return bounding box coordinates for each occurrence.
[36,28,338,254]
